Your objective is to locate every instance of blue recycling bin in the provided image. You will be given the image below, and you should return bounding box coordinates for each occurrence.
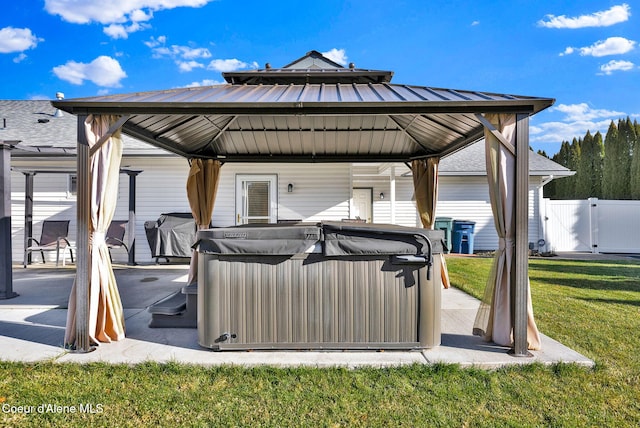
[452,220,476,254]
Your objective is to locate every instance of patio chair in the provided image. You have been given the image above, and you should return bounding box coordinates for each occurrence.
[106,220,129,262]
[23,220,73,267]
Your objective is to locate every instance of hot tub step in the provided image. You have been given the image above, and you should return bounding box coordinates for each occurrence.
[148,289,197,328]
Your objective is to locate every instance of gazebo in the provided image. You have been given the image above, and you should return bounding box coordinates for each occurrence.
[50,51,554,356]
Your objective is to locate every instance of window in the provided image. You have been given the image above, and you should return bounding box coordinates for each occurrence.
[68,174,77,196]
[235,175,277,224]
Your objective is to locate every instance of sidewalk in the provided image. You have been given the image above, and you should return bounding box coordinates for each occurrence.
[0,263,594,369]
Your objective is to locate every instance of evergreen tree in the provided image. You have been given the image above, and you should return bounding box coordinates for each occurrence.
[592,131,605,198]
[603,121,620,198]
[552,141,572,198]
[565,137,581,199]
[539,150,558,198]
[577,131,604,198]
[630,119,640,199]
[614,118,634,199]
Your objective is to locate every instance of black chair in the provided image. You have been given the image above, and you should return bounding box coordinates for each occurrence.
[24,220,73,267]
[106,220,129,262]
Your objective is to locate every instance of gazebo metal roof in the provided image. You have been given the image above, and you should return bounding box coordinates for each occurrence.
[52,51,554,163]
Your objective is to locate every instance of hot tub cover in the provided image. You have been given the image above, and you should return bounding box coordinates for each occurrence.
[194,222,443,257]
[195,223,321,255]
[322,221,443,256]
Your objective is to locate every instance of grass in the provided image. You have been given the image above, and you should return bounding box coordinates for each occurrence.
[2,256,640,427]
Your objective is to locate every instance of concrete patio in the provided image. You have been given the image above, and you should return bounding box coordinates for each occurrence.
[0,260,594,369]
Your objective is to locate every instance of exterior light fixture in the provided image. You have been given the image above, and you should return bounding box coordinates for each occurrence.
[379,192,384,199]
[288,183,294,193]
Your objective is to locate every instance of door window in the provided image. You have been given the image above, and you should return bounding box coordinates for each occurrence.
[236,175,277,224]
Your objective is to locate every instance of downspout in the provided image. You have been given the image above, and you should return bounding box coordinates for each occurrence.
[390,165,396,224]
[537,175,554,254]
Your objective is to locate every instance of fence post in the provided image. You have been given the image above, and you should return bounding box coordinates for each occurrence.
[588,197,599,254]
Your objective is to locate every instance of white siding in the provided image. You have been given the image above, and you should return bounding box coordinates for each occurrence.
[436,176,542,251]
[354,173,544,251]
[212,163,350,226]
[10,156,545,262]
[11,160,78,265]
[11,158,351,263]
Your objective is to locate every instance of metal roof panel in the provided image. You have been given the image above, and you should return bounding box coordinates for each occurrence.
[50,79,554,162]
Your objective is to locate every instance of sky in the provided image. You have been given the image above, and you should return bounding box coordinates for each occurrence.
[1,1,638,155]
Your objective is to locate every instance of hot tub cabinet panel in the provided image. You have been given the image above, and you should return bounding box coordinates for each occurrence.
[196,223,443,351]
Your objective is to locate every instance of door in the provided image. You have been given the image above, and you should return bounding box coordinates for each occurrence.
[236,175,277,224]
[351,188,372,222]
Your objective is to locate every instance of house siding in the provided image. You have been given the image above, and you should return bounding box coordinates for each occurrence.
[354,173,544,251]
[11,157,545,262]
[11,158,351,263]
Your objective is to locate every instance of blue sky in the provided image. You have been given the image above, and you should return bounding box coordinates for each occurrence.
[1,1,638,155]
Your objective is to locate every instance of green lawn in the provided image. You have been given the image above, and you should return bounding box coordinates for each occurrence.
[2,256,640,427]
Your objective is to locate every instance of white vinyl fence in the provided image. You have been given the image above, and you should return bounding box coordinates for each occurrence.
[544,198,640,253]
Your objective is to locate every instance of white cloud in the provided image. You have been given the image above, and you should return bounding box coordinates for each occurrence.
[178,60,205,72]
[322,48,348,66]
[207,58,255,72]
[530,119,614,143]
[130,9,153,22]
[599,59,635,75]
[13,53,28,63]
[45,0,212,38]
[104,21,151,39]
[103,24,128,39]
[0,27,43,53]
[179,47,212,60]
[29,94,52,100]
[144,35,166,48]
[146,37,212,71]
[147,38,211,59]
[552,103,625,121]
[471,20,480,26]
[538,3,630,29]
[183,79,223,87]
[559,47,574,56]
[531,103,626,143]
[52,55,127,87]
[578,37,636,57]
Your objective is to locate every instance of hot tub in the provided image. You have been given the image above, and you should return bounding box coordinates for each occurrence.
[195,222,443,351]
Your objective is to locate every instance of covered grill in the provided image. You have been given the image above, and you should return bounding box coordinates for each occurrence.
[144,213,196,261]
[195,222,443,351]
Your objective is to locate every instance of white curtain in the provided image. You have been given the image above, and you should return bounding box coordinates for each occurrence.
[472,113,541,350]
[186,159,221,285]
[411,158,450,289]
[65,115,125,346]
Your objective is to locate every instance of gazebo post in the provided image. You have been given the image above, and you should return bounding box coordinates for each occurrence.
[23,172,34,266]
[75,115,92,352]
[513,113,532,357]
[0,142,18,299]
[124,169,142,265]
